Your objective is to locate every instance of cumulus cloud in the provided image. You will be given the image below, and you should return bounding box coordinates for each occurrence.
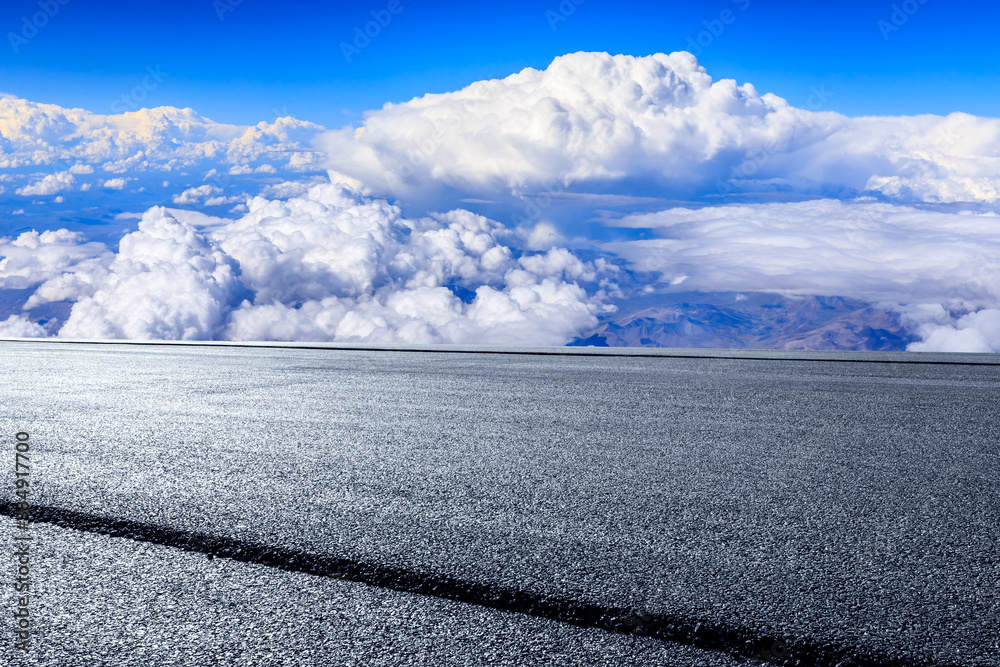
[16,171,76,195]
[0,95,325,178]
[214,184,603,344]
[522,222,566,250]
[0,314,47,338]
[101,177,129,190]
[172,184,243,206]
[38,182,607,344]
[173,184,222,204]
[60,208,245,340]
[320,51,1000,209]
[904,307,1000,353]
[323,51,791,203]
[0,229,112,295]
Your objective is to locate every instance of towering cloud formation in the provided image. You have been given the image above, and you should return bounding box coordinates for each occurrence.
[322,51,801,203]
[321,52,1000,207]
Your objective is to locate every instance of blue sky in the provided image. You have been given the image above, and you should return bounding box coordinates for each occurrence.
[2,0,998,127]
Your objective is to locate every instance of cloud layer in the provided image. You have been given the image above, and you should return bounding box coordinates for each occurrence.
[604,199,1000,352]
[0,95,324,173]
[606,199,1000,303]
[3,52,1000,352]
[0,95,327,237]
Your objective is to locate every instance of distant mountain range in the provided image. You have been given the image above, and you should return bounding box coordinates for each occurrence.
[2,289,916,351]
[571,292,913,351]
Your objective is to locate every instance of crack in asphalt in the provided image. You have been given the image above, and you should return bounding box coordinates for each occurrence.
[1,501,945,667]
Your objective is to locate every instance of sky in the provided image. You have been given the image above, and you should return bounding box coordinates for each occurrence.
[2,0,1000,352]
[2,0,999,127]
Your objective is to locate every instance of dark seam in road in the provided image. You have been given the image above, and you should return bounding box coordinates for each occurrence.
[1,501,942,667]
[4,338,1000,366]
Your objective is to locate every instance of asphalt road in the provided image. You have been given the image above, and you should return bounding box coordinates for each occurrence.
[2,517,749,666]
[3,341,999,665]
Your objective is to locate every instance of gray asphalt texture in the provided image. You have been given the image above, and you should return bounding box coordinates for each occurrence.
[2,517,748,666]
[3,341,1000,665]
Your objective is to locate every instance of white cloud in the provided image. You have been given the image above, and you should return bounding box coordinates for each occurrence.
[173,184,222,204]
[522,222,566,250]
[319,51,1000,208]
[0,314,47,338]
[287,151,325,172]
[257,179,324,199]
[604,199,1000,351]
[8,187,1000,350]
[59,207,245,340]
[40,181,606,344]
[172,184,241,206]
[0,95,325,182]
[204,195,242,206]
[905,309,1000,353]
[0,229,113,308]
[16,171,76,196]
[102,178,129,190]
[605,200,1000,301]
